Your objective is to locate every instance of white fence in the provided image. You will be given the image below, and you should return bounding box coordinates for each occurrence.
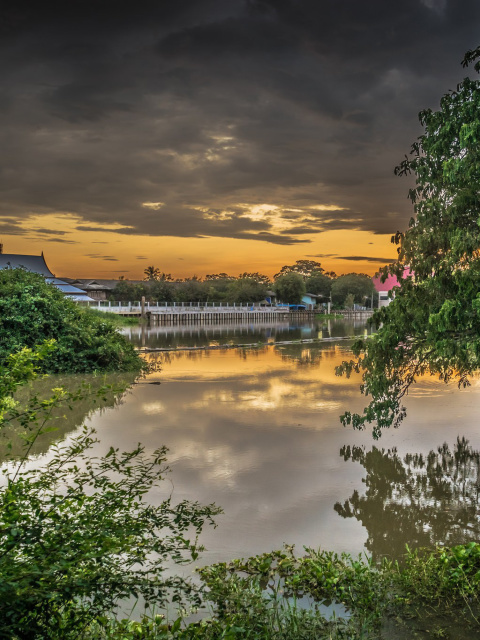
[81,300,291,314]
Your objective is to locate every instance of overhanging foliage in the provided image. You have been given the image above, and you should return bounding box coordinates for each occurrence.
[337,46,480,437]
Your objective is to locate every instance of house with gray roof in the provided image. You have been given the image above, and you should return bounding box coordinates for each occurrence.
[0,251,93,302]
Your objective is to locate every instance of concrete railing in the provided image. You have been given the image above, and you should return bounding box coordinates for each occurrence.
[81,300,290,314]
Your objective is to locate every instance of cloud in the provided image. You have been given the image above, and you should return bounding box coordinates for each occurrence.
[86,254,119,261]
[43,238,78,244]
[0,0,478,243]
[338,255,397,263]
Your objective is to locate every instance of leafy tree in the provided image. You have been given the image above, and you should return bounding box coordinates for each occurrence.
[273,272,306,304]
[330,273,374,307]
[110,280,147,302]
[204,273,235,281]
[344,293,355,310]
[203,277,235,302]
[0,270,142,373]
[337,47,480,437]
[225,278,268,304]
[237,272,271,285]
[148,279,175,303]
[175,278,209,303]
[305,271,333,298]
[274,260,323,280]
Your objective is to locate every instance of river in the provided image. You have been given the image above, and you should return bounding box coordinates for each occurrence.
[17,316,480,571]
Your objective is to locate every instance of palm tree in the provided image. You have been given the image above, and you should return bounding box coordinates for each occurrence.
[143,266,160,281]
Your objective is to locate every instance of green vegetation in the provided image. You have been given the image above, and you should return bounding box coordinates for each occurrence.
[337,47,480,436]
[304,271,333,298]
[75,544,480,638]
[85,308,140,326]
[0,269,143,373]
[0,347,220,639]
[0,290,478,638]
[111,275,269,304]
[273,260,335,280]
[273,272,306,304]
[330,273,375,307]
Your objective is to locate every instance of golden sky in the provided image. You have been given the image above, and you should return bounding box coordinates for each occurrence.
[2,213,397,279]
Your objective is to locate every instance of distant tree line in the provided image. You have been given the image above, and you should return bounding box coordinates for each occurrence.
[109,260,378,307]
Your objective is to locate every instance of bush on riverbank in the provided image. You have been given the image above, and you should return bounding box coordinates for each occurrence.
[0,348,221,639]
[85,308,140,326]
[0,269,143,373]
[86,544,480,638]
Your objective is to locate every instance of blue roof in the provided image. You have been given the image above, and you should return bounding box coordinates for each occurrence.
[0,253,54,277]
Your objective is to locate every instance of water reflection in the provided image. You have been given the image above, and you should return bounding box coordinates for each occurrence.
[2,372,136,462]
[80,345,480,565]
[335,437,480,560]
[122,317,372,349]
[8,321,480,567]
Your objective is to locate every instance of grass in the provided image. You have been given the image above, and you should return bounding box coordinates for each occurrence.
[315,313,342,319]
[84,308,141,326]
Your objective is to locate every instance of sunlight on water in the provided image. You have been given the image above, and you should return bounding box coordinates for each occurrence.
[13,321,480,569]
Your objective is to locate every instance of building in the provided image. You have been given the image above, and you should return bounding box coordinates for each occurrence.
[63,279,114,301]
[0,250,93,301]
[372,268,411,308]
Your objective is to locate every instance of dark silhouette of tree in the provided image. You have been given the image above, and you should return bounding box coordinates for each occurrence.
[274,260,324,280]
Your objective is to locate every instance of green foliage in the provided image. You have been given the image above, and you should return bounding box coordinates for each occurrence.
[237,272,271,285]
[144,266,174,282]
[149,280,176,303]
[0,432,220,639]
[274,260,324,280]
[110,280,148,301]
[344,293,355,310]
[336,48,480,435]
[225,278,268,304]
[144,265,162,281]
[0,349,221,639]
[92,544,478,639]
[86,308,140,326]
[304,271,333,298]
[330,274,374,307]
[273,273,306,304]
[0,269,143,374]
[175,278,209,303]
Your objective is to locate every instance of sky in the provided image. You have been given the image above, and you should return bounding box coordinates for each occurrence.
[1,0,479,279]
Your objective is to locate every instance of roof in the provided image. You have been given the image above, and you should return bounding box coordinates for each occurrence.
[372,267,412,293]
[61,278,145,289]
[0,253,54,277]
[45,278,94,299]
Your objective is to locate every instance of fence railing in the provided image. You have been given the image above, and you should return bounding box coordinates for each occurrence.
[80,300,292,314]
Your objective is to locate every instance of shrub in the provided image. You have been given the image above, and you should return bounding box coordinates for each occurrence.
[0,269,143,373]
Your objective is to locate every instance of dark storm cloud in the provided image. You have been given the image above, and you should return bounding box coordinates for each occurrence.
[1,0,479,240]
[338,256,397,263]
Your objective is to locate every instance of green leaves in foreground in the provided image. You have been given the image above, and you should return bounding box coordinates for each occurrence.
[0,429,221,639]
[87,544,480,639]
[337,46,480,437]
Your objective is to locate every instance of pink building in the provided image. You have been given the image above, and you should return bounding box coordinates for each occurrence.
[372,268,411,308]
